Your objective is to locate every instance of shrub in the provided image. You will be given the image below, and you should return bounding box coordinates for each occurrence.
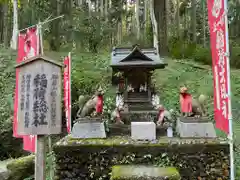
[192,45,212,65]
[168,37,196,59]
[230,46,240,68]
[6,155,34,180]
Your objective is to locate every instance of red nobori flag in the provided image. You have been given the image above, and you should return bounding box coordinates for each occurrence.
[64,53,72,133]
[208,0,229,134]
[23,135,36,153]
[13,27,39,152]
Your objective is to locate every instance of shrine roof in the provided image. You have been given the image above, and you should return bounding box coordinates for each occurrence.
[110,46,167,69]
[15,55,63,68]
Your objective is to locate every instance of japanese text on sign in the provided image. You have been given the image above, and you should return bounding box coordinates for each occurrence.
[32,74,49,127]
[51,74,59,127]
[24,74,31,128]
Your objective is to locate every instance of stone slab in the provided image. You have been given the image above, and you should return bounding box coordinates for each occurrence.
[71,121,106,139]
[111,165,181,180]
[179,116,210,123]
[176,118,217,138]
[131,122,156,140]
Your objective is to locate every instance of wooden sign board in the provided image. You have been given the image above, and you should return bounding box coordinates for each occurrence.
[16,56,62,135]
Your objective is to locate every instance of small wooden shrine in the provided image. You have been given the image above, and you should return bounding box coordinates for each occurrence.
[110,45,167,114]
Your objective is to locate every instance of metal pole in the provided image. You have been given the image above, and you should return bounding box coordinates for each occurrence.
[224,0,235,179]
[35,135,46,180]
[18,15,64,32]
[69,52,72,132]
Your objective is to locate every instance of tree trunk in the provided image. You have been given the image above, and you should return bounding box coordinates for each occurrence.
[109,0,112,9]
[88,0,92,16]
[100,0,104,17]
[175,0,180,38]
[11,0,18,50]
[135,0,140,40]
[202,0,206,47]
[3,2,9,47]
[0,5,3,43]
[104,0,108,18]
[191,0,196,43]
[117,21,122,44]
[78,0,83,6]
[154,0,167,55]
[149,0,159,53]
[144,0,148,36]
[49,0,61,51]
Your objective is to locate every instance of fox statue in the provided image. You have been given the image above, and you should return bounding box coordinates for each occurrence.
[180,87,207,117]
[76,87,104,118]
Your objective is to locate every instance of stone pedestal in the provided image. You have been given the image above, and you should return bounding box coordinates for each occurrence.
[176,117,216,138]
[131,122,156,140]
[71,120,106,139]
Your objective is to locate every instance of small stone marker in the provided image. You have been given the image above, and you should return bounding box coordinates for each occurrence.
[131,122,156,140]
[176,117,217,138]
[71,121,106,139]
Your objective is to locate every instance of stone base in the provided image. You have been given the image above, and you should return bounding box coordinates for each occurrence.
[176,117,217,138]
[71,121,106,139]
[108,123,169,137]
[131,122,156,140]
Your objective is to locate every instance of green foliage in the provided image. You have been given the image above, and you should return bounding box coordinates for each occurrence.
[0,48,28,160]
[6,152,56,180]
[192,45,211,65]
[169,38,240,70]
[71,8,114,53]
[70,52,113,119]
[168,37,196,59]
[6,155,34,180]
[230,46,240,68]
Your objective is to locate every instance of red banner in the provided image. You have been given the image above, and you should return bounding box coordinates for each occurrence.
[208,0,229,133]
[13,27,39,152]
[23,135,36,153]
[64,53,71,133]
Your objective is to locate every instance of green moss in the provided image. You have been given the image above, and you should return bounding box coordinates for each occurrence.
[6,155,34,180]
[55,135,228,149]
[111,165,180,180]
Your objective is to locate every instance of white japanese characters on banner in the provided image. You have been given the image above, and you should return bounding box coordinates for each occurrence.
[208,0,229,133]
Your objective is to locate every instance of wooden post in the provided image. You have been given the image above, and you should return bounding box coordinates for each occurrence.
[147,71,151,102]
[48,135,53,180]
[35,135,46,180]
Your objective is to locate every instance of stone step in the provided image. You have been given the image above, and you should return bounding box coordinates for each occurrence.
[111,165,181,180]
[128,103,154,111]
[128,92,148,98]
[125,98,150,103]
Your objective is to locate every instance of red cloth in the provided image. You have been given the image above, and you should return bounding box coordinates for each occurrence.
[180,93,192,113]
[158,109,164,120]
[96,95,103,113]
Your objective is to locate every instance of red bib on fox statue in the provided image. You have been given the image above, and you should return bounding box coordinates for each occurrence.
[96,87,104,114]
[179,87,192,113]
[96,95,103,113]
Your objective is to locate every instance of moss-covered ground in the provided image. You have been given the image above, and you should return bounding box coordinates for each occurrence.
[56,135,228,147]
